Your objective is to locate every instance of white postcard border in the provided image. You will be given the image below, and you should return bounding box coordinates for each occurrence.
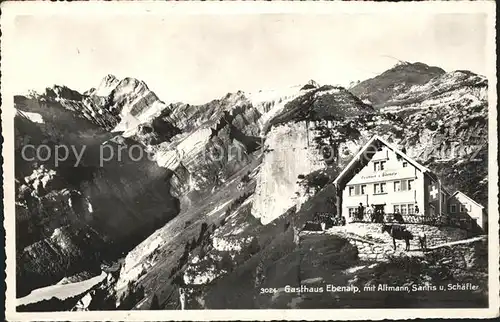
[1,1,498,320]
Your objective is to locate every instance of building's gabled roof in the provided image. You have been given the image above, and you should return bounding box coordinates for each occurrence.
[451,191,485,209]
[333,135,431,187]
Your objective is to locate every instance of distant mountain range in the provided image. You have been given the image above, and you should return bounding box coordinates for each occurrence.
[14,61,488,310]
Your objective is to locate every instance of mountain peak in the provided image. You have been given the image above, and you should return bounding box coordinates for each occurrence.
[93,74,121,96]
[45,85,83,101]
[350,61,446,108]
[103,74,118,84]
[389,61,445,74]
[306,79,320,87]
[119,77,150,91]
[300,79,320,90]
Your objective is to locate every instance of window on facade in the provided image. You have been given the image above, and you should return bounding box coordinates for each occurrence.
[349,186,355,196]
[373,161,386,172]
[450,204,457,213]
[407,179,414,190]
[393,203,415,214]
[402,161,408,167]
[361,185,366,195]
[394,181,401,192]
[460,204,467,212]
[375,183,387,193]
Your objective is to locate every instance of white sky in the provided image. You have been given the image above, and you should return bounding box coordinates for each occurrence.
[10,13,487,104]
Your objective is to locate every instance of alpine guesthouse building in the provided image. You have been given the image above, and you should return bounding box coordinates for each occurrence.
[333,136,487,230]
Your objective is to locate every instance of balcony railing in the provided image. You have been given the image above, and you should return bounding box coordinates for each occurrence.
[349,211,477,229]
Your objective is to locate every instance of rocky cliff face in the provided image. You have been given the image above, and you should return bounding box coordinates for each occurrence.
[251,121,323,225]
[131,83,322,207]
[14,93,180,297]
[15,62,488,310]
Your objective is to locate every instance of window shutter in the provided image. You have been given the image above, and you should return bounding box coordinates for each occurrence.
[354,185,360,195]
[401,180,408,191]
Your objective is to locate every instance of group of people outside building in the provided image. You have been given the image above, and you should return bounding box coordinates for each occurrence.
[352,203,420,224]
[312,202,424,231]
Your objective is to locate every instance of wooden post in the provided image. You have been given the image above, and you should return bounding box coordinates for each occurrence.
[336,185,343,218]
[438,178,442,216]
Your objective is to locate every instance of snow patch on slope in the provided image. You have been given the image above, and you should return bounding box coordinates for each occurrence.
[248,85,304,112]
[94,74,120,97]
[153,128,213,170]
[17,110,45,124]
[17,272,106,307]
[247,85,310,131]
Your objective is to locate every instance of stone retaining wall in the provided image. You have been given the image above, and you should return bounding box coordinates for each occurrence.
[404,225,471,247]
[329,223,473,262]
